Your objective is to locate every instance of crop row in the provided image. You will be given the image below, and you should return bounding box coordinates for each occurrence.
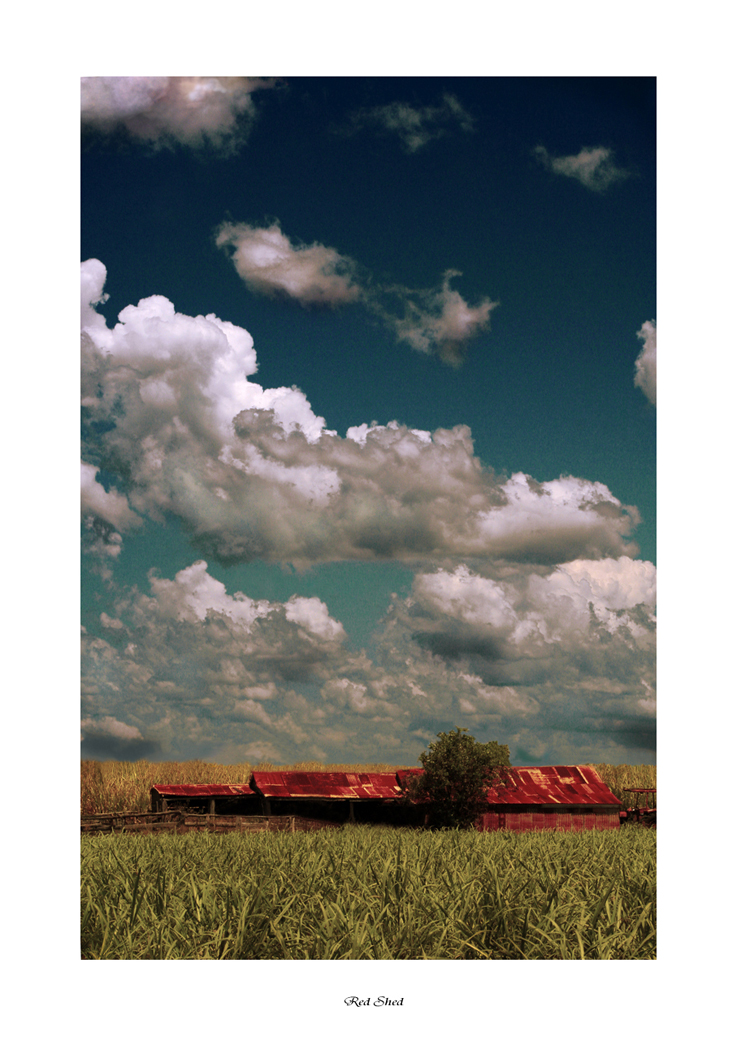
[81,825,655,960]
[80,759,656,814]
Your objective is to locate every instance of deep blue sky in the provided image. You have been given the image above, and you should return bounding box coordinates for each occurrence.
[81,77,655,765]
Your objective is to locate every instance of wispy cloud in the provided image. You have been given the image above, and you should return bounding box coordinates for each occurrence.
[81,77,279,153]
[216,222,496,364]
[343,93,474,153]
[634,320,656,405]
[533,145,630,192]
[377,270,498,368]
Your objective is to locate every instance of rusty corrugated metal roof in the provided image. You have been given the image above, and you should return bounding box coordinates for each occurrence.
[251,771,404,799]
[398,765,621,807]
[151,784,256,797]
[151,766,620,807]
[486,766,621,806]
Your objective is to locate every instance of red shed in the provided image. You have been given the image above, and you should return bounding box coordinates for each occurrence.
[151,783,259,815]
[251,770,408,823]
[478,766,622,832]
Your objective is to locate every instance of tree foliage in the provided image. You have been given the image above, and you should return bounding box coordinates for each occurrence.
[407,727,510,829]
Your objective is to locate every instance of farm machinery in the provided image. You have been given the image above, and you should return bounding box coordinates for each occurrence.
[619,787,656,827]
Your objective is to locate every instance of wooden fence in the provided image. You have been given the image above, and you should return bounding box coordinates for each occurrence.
[81,812,341,835]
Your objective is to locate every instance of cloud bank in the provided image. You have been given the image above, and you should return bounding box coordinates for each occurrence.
[82,555,655,765]
[634,320,656,405]
[81,261,655,765]
[534,145,630,192]
[81,77,279,152]
[216,222,497,364]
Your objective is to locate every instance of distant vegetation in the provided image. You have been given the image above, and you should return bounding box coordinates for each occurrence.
[81,758,655,815]
[81,825,655,959]
[585,764,656,811]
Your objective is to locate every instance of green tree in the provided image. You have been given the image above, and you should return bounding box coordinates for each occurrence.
[406,727,510,829]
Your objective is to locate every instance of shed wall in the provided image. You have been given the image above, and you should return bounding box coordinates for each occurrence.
[477,807,620,832]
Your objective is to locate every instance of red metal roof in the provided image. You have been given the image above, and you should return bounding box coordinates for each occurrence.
[151,767,620,807]
[251,771,404,800]
[485,766,621,807]
[151,784,256,797]
[399,766,621,807]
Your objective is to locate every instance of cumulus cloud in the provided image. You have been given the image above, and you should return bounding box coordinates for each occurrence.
[81,462,142,530]
[345,93,474,152]
[82,555,655,763]
[387,557,655,675]
[217,222,496,364]
[634,320,656,404]
[369,555,656,759]
[82,261,641,570]
[215,222,362,306]
[533,145,630,192]
[81,76,279,152]
[81,263,654,763]
[82,562,348,760]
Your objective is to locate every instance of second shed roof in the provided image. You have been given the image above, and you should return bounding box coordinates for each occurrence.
[151,784,256,797]
[251,771,404,799]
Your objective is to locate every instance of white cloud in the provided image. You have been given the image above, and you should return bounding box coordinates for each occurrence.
[284,597,345,641]
[634,320,656,405]
[81,462,141,530]
[82,262,642,569]
[81,77,278,152]
[534,145,630,192]
[216,222,362,306]
[395,557,656,662]
[346,94,474,152]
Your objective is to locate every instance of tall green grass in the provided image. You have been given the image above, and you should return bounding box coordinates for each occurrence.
[588,764,657,809]
[81,826,655,960]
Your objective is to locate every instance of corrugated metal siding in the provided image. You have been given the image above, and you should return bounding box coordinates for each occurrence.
[251,771,404,800]
[478,807,620,832]
[151,784,256,797]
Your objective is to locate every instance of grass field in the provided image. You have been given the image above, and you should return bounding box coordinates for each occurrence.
[80,759,656,814]
[81,825,655,960]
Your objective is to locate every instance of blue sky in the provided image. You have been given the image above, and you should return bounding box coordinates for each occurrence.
[81,77,656,766]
